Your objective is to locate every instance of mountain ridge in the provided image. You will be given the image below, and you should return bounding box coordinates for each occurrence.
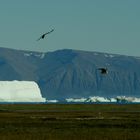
[0,47,140,100]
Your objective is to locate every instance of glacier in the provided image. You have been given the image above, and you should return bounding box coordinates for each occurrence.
[0,81,46,102]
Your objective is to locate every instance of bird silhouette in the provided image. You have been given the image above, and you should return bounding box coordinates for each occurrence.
[37,29,54,41]
[98,68,108,74]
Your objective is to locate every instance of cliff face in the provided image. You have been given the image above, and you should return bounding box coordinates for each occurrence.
[0,47,140,99]
[37,49,140,99]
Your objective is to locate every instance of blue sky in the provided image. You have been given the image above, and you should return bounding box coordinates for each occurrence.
[0,0,140,56]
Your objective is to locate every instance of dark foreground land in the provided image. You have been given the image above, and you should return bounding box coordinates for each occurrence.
[0,104,140,140]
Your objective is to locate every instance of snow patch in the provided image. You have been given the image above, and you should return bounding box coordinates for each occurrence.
[106,63,110,66]
[34,53,45,59]
[104,54,115,58]
[94,53,99,55]
[40,53,45,59]
[0,81,46,102]
[24,53,45,59]
[24,53,32,57]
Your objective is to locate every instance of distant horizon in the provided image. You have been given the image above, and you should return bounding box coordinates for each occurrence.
[0,46,140,57]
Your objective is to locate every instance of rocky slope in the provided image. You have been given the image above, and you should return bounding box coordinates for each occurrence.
[0,47,140,100]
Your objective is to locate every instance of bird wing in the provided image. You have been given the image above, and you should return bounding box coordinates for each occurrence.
[36,29,54,41]
[36,36,42,41]
[44,29,54,35]
[36,34,45,41]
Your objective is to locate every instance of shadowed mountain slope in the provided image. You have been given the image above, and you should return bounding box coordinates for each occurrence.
[0,47,140,100]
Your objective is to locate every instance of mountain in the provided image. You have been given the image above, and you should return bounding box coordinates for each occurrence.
[0,47,140,100]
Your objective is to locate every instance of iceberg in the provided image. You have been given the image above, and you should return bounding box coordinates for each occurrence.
[86,96,110,102]
[66,98,87,103]
[65,96,140,103]
[46,100,58,103]
[66,97,110,103]
[116,96,140,103]
[0,81,46,102]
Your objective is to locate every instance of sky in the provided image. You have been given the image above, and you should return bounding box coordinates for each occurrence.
[0,0,140,56]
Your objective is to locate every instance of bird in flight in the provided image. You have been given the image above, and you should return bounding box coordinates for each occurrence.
[37,29,54,41]
[98,68,108,74]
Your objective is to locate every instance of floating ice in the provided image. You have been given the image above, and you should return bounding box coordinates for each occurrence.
[66,98,87,102]
[0,81,46,102]
[116,96,140,103]
[46,100,58,103]
[65,96,140,103]
[86,96,110,102]
[66,97,110,103]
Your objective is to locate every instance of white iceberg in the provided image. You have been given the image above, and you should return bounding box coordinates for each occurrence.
[46,100,58,103]
[66,96,110,103]
[86,96,110,102]
[65,96,140,103]
[66,98,87,102]
[116,96,140,103]
[0,81,46,102]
